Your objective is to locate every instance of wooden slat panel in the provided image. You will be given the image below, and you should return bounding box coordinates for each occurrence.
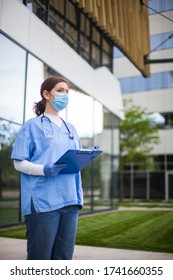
[97,0,107,29]
[105,0,113,25]
[77,0,85,9]
[92,0,99,21]
[84,0,93,13]
[71,0,150,76]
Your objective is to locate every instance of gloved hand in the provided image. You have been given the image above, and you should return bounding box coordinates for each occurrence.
[43,163,66,176]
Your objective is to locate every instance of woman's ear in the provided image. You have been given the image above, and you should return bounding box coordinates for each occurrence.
[42,90,49,100]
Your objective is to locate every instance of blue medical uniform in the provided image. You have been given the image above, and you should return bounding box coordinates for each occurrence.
[11,115,83,216]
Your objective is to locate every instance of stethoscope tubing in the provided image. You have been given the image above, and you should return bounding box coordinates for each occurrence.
[41,114,74,140]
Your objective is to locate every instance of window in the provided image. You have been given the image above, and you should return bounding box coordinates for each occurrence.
[148,0,173,14]
[0,33,26,124]
[23,0,113,72]
[25,54,44,121]
[160,112,173,129]
[150,32,173,52]
[119,72,173,93]
[0,31,119,226]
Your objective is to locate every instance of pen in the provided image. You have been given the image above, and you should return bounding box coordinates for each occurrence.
[93,145,100,149]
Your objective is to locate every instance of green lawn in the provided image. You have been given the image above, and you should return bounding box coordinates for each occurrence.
[76,210,173,253]
[0,208,19,225]
[0,210,173,253]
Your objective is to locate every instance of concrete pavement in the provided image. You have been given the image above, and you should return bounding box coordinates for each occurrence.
[0,237,173,260]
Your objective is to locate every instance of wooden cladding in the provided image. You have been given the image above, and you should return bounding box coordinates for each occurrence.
[72,0,150,77]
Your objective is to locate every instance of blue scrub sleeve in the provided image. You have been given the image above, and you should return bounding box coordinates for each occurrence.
[11,125,33,161]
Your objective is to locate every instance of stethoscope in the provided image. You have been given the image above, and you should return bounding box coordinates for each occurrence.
[41,114,74,140]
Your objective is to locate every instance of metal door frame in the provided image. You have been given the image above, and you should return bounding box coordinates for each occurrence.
[165,171,173,201]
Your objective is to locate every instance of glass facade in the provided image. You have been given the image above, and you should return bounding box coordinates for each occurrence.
[121,154,173,200]
[0,32,119,227]
[148,0,173,14]
[0,34,26,124]
[159,112,173,129]
[119,72,173,93]
[150,32,173,52]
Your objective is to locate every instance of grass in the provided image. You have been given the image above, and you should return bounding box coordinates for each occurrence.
[119,200,173,208]
[76,210,173,253]
[0,210,173,253]
[0,208,19,225]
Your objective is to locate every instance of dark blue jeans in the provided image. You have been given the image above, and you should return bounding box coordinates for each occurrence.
[25,203,80,260]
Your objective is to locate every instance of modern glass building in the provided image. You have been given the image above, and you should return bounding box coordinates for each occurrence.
[0,0,150,227]
[114,0,173,200]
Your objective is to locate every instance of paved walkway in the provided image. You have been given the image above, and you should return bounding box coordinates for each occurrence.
[0,237,173,260]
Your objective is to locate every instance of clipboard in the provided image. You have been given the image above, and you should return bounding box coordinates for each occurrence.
[55,149,103,174]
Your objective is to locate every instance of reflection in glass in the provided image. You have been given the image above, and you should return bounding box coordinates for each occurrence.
[92,27,100,67]
[66,89,119,211]
[67,90,94,138]
[0,119,21,225]
[25,54,44,121]
[80,14,91,61]
[49,0,65,37]
[0,34,26,124]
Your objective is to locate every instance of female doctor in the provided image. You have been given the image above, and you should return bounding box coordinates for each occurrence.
[11,76,83,260]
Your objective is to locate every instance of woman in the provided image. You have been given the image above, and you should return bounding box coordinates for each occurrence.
[11,76,83,260]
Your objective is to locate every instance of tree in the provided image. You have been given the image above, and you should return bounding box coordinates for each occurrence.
[119,99,160,200]
[0,122,18,199]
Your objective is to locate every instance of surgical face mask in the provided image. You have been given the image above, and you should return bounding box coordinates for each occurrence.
[51,92,68,111]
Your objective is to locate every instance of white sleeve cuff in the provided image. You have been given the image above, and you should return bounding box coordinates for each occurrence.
[13,160,44,176]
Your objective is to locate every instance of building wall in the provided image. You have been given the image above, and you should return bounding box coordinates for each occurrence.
[114,3,173,156]
[0,0,124,226]
[0,0,124,119]
[113,0,173,200]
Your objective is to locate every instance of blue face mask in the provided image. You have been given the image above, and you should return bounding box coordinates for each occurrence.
[51,93,68,111]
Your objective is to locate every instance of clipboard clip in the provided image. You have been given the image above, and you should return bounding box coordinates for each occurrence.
[92,145,100,150]
[78,145,100,154]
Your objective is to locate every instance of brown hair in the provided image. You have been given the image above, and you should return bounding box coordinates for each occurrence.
[34,76,69,116]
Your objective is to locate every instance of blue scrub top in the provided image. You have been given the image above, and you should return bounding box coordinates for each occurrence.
[11,115,83,216]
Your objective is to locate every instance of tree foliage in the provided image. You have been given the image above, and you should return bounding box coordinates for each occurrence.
[119,99,160,170]
[0,122,19,198]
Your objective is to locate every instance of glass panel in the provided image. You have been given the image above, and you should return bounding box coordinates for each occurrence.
[0,120,21,226]
[64,1,78,50]
[134,173,147,198]
[33,0,48,23]
[102,37,112,70]
[66,90,118,212]
[80,13,91,61]
[167,155,173,170]
[0,33,26,124]
[25,0,113,72]
[123,173,131,199]
[148,0,173,14]
[25,54,44,121]
[169,174,173,199]
[66,90,93,213]
[49,0,65,37]
[119,72,173,93]
[150,32,173,52]
[92,26,100,67]
[150,172,165,199]
[67,90,94,138]
[94,108,113,210]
